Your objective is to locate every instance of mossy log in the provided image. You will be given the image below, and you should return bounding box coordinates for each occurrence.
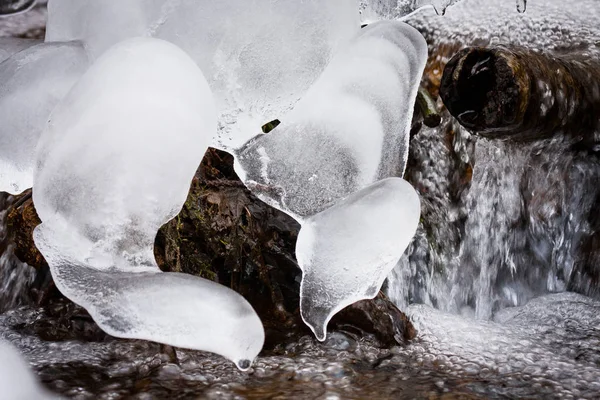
[440,46,600,141]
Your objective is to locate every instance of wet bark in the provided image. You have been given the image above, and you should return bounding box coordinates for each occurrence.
[440,46,600,142]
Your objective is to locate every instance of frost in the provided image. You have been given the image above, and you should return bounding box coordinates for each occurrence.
[45,0,360,151]
[0,41,87,194]
[359,0,462,22]
[296,178,421,341]
[0,341,57,399]
[32,38,264,370]
[235,21,427,221]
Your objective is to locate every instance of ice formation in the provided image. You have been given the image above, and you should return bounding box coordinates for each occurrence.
[359,0,462,22]
[0,41,87,194]
[235,21,427,221]
[32,37,264,370]
[45,0,360,151]
[0,37,39,63]
[0,341,57,400]
[296,178,421,340]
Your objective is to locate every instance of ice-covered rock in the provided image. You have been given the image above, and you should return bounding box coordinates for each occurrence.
[0,341,57,400]
[0,41,88,194]
[296,178,421,340]
[235,21,427,221]
[45,0,360,151]
[33,37,264,369]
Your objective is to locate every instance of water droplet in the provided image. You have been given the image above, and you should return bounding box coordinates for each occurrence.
[516,0,527,13]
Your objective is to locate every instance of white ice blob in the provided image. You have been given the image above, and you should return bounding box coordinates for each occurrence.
[0,41,88,194]
[235,21,427,221]
[0,341,58,400]
[33,37,264,369]
[45,0,360,151]
[296,178,421,341]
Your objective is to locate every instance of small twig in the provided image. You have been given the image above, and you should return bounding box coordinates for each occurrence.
[416,86,442,128]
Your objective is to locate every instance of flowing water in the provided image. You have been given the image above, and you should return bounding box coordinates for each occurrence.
[1,1,600,399]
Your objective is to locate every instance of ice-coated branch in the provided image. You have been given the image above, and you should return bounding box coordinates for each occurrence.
[439,46,600,141]
[32,37,264,370]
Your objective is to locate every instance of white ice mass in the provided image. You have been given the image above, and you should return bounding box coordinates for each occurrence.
[296,178,421,341]
[235,21,427,221]
[0,41,88,194]
[32,37,264,370]
[0,341,57,400]
[45,0,360,151]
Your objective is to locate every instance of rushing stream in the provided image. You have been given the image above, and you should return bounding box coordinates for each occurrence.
[1,1,600,399]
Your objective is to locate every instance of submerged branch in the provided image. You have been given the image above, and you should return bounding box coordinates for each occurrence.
[439,46,600,141]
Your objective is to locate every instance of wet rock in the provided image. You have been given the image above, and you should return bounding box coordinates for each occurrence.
[3,149,416,349]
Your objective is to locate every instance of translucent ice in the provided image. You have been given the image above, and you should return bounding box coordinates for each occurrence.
[235,21,427,221]
[45,0,165,60]
[0,41,88,194]
[296,178,421,340]
[33,38,264,369]
[0,341,57,400]
[45,0,360,151]
[0,37,40,63]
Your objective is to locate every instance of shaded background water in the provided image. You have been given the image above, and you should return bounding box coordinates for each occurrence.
[1,0,600,398]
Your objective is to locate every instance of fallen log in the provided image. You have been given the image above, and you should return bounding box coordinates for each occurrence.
[439,46,600,141]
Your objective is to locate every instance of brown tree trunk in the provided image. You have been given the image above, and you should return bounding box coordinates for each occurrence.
[440,46,600,142]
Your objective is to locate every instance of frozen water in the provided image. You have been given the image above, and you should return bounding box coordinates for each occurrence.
[45,0,165,60]
[32,37,264,369]
[33,225,264,371]
[0,41,87,194]
[0,37,39,63]
[359,0,462,22]
[154,0,360,151]
[235,21,427,221]
[33,37,214,263]
[45,0,360,151]
[406,0,599,55]
[0,341,57,400]
[296,178,421,340]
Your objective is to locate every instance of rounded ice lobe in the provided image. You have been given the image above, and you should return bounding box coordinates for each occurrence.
[0,341,57,399]
[296,178,421,341]
[0,41,88,195]
[45,0,360,151]
[32,37,264,369]
[235,21,427,221]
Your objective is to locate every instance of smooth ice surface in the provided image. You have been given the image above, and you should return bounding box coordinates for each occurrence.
[235,21,427,221]
[0,37,39,63]
[0,341,57,400]
[0,41,87,194]
[45,0,360,151]
[296,178,421,340]
[33,225,264,371]
[33,37,264,369]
